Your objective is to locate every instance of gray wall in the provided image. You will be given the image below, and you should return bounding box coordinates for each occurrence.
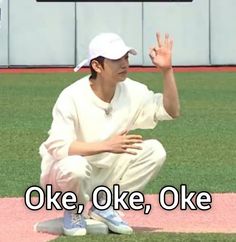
[0,0,8,66]
[210,0,236,65]
[143,0,210,66]
[9,1,75,66]
[0,0,236,67]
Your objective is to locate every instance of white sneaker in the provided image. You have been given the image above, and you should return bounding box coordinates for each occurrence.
[89,206,133,235]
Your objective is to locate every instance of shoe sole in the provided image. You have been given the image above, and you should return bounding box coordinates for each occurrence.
[63,227,87,236]
[89,211,133,235]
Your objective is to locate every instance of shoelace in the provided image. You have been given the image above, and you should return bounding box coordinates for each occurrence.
[71,213,83,225]
[108,206,125,217]
[97,198,126,223]
[98,197,125,217]
[105,207,127,224]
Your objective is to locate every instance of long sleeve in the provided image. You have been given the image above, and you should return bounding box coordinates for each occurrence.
[131,86,173,130]
[43,92,77,160]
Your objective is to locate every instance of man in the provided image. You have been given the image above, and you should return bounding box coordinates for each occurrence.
[39,32,180,236]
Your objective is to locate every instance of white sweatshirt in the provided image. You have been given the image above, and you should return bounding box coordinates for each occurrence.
[39,75,172,172]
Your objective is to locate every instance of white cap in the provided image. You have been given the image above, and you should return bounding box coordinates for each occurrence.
[74,33,137,72]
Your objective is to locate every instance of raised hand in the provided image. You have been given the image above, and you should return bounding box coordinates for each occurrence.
[149,33,173,71]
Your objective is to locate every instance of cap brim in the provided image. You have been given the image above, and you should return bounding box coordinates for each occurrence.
[103,47,137,60]
[74,59,89,72]
[128,48,137,56]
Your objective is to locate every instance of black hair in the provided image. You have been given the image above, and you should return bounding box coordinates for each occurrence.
[89,56,105,79]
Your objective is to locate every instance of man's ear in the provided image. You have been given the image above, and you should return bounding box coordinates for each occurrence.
[91,60,103,74]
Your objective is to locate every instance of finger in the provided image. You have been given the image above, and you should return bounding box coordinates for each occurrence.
[126,136,143,143]
[169,38,173,51]
[122,144,143,150]
[149,47,160,58]
[164,33,169,47]
[117,147,138,155]
[125,139,143,144]
[156,32,162,48]
[126,135,143,140]
[124,150,138,155]
[149,47,156,58]
[125,139,143,145]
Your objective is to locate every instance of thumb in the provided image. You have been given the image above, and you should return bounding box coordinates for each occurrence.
[149,47,156,58]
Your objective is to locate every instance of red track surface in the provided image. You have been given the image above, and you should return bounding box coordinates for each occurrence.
[0,194,235,242]
[1,66,236,73]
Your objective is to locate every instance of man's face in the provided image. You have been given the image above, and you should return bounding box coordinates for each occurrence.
[101,53,129,83]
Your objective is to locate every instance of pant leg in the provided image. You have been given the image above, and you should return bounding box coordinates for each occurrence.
[104,139,166,193]
[40,155,93,205]
[40,139,166,204]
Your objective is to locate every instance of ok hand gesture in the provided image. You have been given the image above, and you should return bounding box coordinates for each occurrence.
[149,33,173,71]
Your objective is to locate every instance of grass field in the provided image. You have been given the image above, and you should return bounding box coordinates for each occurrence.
[0,71,236,241]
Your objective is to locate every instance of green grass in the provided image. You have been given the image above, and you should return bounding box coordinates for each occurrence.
[0,72,236,196]
[0,71,236,241]
[51,232,236,242]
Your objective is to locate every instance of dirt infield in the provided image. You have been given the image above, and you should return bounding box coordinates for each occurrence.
[0,66,236,74]
[0,193,235,242]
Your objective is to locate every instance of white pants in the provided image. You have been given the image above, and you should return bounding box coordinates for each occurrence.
[40,139,166,205]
